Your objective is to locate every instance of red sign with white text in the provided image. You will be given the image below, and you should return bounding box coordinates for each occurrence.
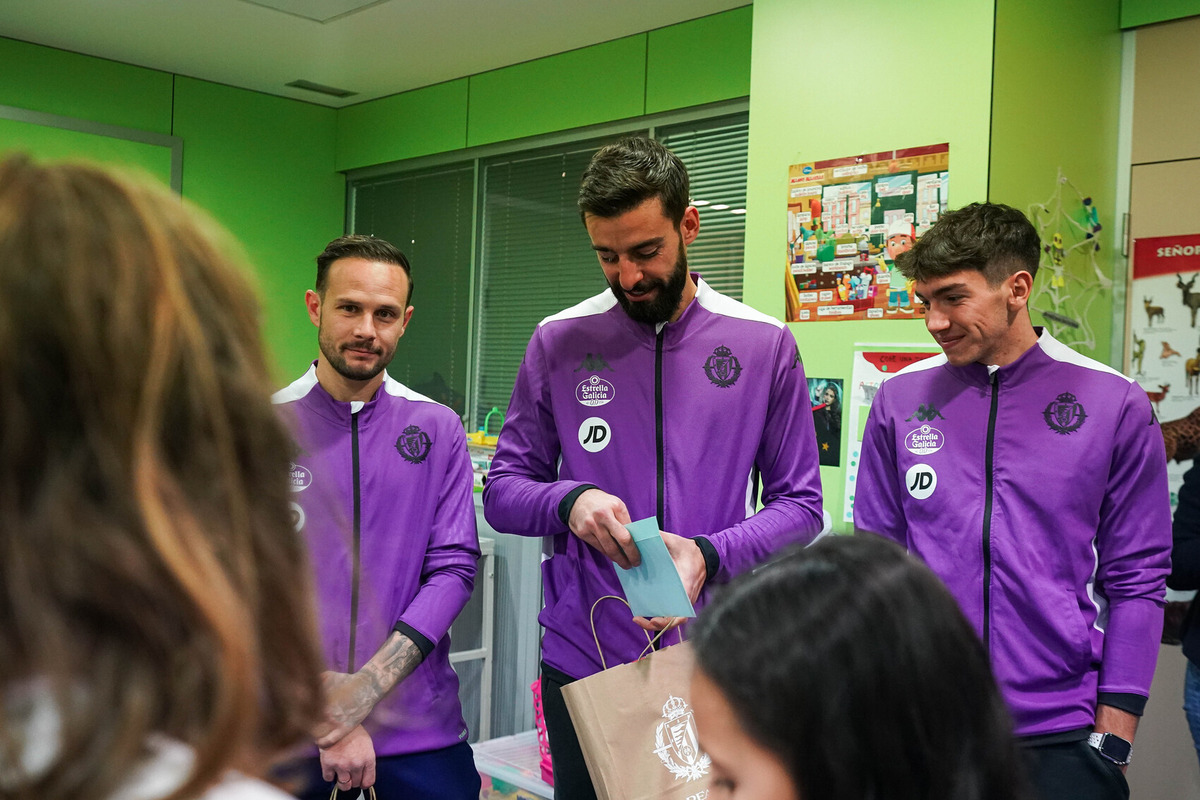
[1133,234,1200,279]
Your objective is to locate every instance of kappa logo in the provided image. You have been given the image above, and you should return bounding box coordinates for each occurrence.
[288,462,312,492]
[1044,391,1087,435]
[578,417,611,453]
[653,695,710,783]
[288,501,306,532]
[575,374,616,407]
[905,403,945,422]
[703,345,742,388]
[575,353,612,372]
[395,424,432,464]
[905,463,937,500]
[792,345,802,370]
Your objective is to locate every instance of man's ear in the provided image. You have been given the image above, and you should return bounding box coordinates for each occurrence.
[679,205,701,247]
[1008,271,1034,310]
[305,289,322,327]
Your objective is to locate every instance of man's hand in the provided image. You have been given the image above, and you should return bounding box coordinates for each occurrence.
[314,671,376,748]
[633,531,707,633]
[320,724,376,791]
[568,488,640,568]
[1094,704,1139,774]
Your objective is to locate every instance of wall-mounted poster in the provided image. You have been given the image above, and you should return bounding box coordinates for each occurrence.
[784,143,949,323]
[1128,233,1200,509]
[808,378,843,467]
[843,347,942,523]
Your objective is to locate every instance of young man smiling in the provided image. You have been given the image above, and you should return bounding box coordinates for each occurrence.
[483,136,824,800]
[273,235,481,800]
[854,203,1171,800]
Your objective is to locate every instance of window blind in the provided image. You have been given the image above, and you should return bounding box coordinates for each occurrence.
[658,114,749,301]
[352,162,474,417]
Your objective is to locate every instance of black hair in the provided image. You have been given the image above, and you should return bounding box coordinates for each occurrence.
[315,234,413,303]
[578,136,690,225]
[896,202,1040,286]
[691,534,1027,800]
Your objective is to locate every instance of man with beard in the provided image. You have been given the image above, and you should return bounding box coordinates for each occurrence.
[483,137,824,800]
[273,235,481,800]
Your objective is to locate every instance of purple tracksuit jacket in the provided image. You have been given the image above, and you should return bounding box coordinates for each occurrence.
[483,276,824,680]
[273,366,480,756]
[854,330,1171,737]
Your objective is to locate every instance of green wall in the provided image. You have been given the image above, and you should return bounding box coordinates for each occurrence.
[743,0,996,529]
[334,6,753,171]
[0,36,345,384]
[172,77,343,382]
[990,0,1124,365]
[1121,0,1200,28]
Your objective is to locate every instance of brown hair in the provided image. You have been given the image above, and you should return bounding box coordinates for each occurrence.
[895,202,1041,287]
[0,156,324,799]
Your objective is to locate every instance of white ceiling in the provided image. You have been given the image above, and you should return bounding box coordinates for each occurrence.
[0,0,747,108]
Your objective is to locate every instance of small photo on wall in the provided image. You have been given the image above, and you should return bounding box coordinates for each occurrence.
[808,377,843,467]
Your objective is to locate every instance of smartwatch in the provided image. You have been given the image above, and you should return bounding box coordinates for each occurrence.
[1087,732,1133,766]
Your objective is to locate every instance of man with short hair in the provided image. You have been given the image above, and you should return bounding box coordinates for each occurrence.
[854,202,1171,800]
[274,234,481,800]
[483,137,824,800]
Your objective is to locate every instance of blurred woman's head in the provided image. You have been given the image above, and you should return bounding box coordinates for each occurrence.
[691,534,1024,800]
[0,155,324,799]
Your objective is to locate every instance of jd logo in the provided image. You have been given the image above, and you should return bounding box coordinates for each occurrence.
[288,501,306,532]
[905,403,945,422]
[578,417,611,453]
[905,463,937,500]
[575,353,611,372]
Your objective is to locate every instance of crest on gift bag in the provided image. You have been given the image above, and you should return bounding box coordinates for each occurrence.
[652,695,710,781]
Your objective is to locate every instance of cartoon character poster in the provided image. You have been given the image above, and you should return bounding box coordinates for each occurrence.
[785,143,949,323]
[808,378,843,467]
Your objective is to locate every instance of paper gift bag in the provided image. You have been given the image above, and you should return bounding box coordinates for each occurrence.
[562,641,711,800]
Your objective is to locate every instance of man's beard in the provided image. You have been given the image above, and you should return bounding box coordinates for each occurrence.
[318,326,390,382]
[610,247,689,325]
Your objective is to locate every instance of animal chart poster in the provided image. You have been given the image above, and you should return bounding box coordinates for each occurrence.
[842,347,941,523]
[1128,233,1200,510]
[784,143,949,323]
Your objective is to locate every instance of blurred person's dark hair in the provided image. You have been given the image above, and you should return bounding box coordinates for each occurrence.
[691,533,1027,800]
[0,155,325,800]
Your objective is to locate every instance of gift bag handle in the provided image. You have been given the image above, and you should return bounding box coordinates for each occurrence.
[328,785,378,800]
[588,594,686,670]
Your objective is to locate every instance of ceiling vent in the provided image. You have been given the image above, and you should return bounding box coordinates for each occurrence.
[286,79,358,98]
[238,0,391,24]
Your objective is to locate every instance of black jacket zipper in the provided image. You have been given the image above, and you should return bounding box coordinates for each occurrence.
[982,371,1000,653]
[348,409,362,670]
[655,327,666,530]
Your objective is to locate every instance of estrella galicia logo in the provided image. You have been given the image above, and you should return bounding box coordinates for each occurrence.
[905,403,945,422]
[396,424,432,464]
[703,345,742,388]
[288,462,312,492]
[575,375,616,407]
[1043,391,1087,435]
[904,425,944,456]
[575,353,611,372]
